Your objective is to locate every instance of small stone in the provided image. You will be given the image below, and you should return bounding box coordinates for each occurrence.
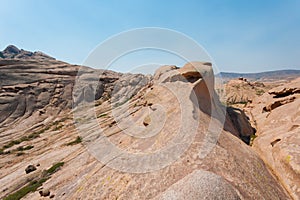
[39,189,50,197]
[143,115,151,126]
[25,165,37,174]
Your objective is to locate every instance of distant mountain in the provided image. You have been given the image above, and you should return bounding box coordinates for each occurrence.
[217,69,300,82]
[0,45,55,60]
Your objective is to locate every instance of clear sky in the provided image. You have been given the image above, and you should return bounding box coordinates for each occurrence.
[0,0,299,73]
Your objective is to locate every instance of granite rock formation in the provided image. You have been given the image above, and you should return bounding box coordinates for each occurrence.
[0,46,292,199]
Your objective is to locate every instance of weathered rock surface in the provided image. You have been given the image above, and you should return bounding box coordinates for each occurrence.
[268,80,300,97]
[219,77,275,106]
[65,63,288,199]
[263,96,296,112]
[156,170,243,200]
[246,77,300,199]
[0,58,79,147]
[0,47,291,200]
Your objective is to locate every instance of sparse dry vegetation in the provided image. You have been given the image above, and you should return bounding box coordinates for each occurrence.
[3,162,64,200]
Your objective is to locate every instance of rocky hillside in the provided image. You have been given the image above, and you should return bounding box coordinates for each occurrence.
[0,46,294,199]
[218,70,300,83]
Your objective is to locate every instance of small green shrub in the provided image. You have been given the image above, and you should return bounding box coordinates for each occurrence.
[0,148,9,155]
[1,121,67,151]
[23,145,34,150]
[3,178,47,200]
[255,89,265,96]
[53,124,63,131]
[28,132,40,139]
[46,162,64,174]
[3,161,65,199]
[66,136,82,146]
[2,134,38,150]
[97,113,108,118]
[17,145,34,151]
[250,134,257,146]
[95,101,102,107]
[16,152,25,156]
[16,146,24,151]
[3,140,19,149]
[20,136,29,141]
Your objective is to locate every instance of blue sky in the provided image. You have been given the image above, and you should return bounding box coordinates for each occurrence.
[0,0,299,73]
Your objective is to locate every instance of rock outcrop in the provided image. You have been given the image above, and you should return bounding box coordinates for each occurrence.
[268,81,300,98]
[246,77,300,199]
[219,77,273,106]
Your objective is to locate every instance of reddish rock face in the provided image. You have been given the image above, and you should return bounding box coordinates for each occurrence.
[247,77,300,199]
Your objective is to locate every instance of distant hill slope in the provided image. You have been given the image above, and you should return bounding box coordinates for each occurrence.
[218,69,300,82]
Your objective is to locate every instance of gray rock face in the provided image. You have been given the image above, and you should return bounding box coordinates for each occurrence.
[3,45,21,55]
[72,69,120,106]
[0,59,78,134]
[111,73,150,105]
[72,70,150,106]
